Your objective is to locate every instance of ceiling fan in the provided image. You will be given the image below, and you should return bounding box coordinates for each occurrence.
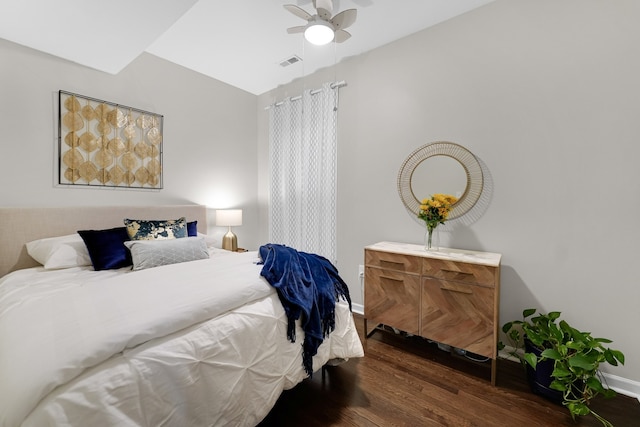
[284,0,357,45]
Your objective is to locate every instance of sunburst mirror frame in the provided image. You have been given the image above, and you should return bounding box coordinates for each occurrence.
[58,90,163,189]
[397,141,483,221]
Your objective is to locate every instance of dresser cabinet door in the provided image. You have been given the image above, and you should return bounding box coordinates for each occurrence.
[365,266,420,335]
[420,278,496,358]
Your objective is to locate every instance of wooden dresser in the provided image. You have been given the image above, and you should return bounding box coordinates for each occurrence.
[364,241,502,384]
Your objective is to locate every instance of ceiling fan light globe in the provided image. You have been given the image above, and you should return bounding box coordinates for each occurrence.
[304,21,334,45]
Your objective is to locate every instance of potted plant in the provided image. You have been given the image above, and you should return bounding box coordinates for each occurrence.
[499,309,625,427]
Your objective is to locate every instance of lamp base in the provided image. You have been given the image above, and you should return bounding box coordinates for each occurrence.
[222,230,237,251]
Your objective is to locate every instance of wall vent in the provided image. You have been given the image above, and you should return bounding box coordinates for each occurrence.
[279,55,302,67]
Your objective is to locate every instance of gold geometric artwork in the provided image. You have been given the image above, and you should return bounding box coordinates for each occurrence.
[58,90,163,189]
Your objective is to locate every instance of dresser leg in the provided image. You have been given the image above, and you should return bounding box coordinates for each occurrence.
[363,318,380,338]
[491,358,497,385]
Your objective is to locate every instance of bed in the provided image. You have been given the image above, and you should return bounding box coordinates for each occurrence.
[0,205,364,427]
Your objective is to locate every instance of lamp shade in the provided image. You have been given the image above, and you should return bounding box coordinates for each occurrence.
[215,209,242,227]
[304,20,334,45]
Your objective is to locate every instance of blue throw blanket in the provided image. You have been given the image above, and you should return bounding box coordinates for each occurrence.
[258,244,351,376]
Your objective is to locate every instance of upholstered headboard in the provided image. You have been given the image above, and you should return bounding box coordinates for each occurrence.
[0,205,208,278]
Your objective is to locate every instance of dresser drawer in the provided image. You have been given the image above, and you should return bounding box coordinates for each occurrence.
[422,258,497,287]
[365,249,421,274]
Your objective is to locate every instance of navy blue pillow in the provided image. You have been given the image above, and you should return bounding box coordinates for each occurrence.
[78,227,132,271]
[187,220,198,237]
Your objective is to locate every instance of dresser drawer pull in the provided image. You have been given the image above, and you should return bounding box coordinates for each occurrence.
[380,260,405,270]
[440,285,473,294]
[441,269,474,277]
[380,276,404,283]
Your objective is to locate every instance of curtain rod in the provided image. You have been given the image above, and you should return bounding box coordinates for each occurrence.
[265,81,347,110]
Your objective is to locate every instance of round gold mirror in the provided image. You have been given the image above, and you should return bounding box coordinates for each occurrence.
[398,142,483,220]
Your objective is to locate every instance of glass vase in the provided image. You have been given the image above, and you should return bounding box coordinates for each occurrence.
[425,226,439,251]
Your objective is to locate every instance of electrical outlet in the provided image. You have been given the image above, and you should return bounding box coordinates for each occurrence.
[358,264,364,278]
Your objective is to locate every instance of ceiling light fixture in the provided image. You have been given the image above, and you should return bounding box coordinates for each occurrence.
[304,19,334,45]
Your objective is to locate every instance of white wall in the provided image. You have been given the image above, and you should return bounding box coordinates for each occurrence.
[258,0,640,384]
[0,39,259,249]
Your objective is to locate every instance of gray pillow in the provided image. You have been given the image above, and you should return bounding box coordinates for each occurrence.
[124,237,209,270]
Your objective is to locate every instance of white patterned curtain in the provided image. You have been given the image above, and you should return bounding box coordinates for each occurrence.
[268,82,341,262]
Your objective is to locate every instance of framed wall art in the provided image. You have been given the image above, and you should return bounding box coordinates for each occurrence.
[58,90,163,189]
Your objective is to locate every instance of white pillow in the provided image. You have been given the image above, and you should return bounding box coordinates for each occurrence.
[124,237,210,271]
[26,234,92,269]
[198,232,218,249]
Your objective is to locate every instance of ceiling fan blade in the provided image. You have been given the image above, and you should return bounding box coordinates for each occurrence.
[313,0,333,20]
[284,4,312,21]
[286,26,306,34]
[331,9,357,30]
[334,29,351,43]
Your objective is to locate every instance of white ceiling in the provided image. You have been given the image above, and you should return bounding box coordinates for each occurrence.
[0,0,495,95]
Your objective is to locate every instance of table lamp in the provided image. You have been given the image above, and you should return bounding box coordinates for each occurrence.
[216,209,242,251]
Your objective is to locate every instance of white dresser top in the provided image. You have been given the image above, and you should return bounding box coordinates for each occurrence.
[365,241,502,267]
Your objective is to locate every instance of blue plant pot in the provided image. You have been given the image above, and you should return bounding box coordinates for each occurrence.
[524,339,564,404]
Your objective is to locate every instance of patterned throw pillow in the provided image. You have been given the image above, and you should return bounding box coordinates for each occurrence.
[124,217,188,240]
[124,237,209,270]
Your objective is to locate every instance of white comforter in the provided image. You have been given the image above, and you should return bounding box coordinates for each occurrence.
[0,251,364,427]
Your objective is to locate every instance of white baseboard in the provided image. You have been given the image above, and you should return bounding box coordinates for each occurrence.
[352,302,364,315]
[498,345,523,363]
[603,372,640,401]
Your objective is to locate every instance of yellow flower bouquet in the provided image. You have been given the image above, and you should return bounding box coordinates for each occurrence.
[418,193,458,250]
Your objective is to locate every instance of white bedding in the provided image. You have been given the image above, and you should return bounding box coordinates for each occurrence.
[0,250,364,427]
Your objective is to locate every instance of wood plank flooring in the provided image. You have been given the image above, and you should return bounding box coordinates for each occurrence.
[259,314,640,427]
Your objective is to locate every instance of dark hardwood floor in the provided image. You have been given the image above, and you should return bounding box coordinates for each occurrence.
[259,314,639,427]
